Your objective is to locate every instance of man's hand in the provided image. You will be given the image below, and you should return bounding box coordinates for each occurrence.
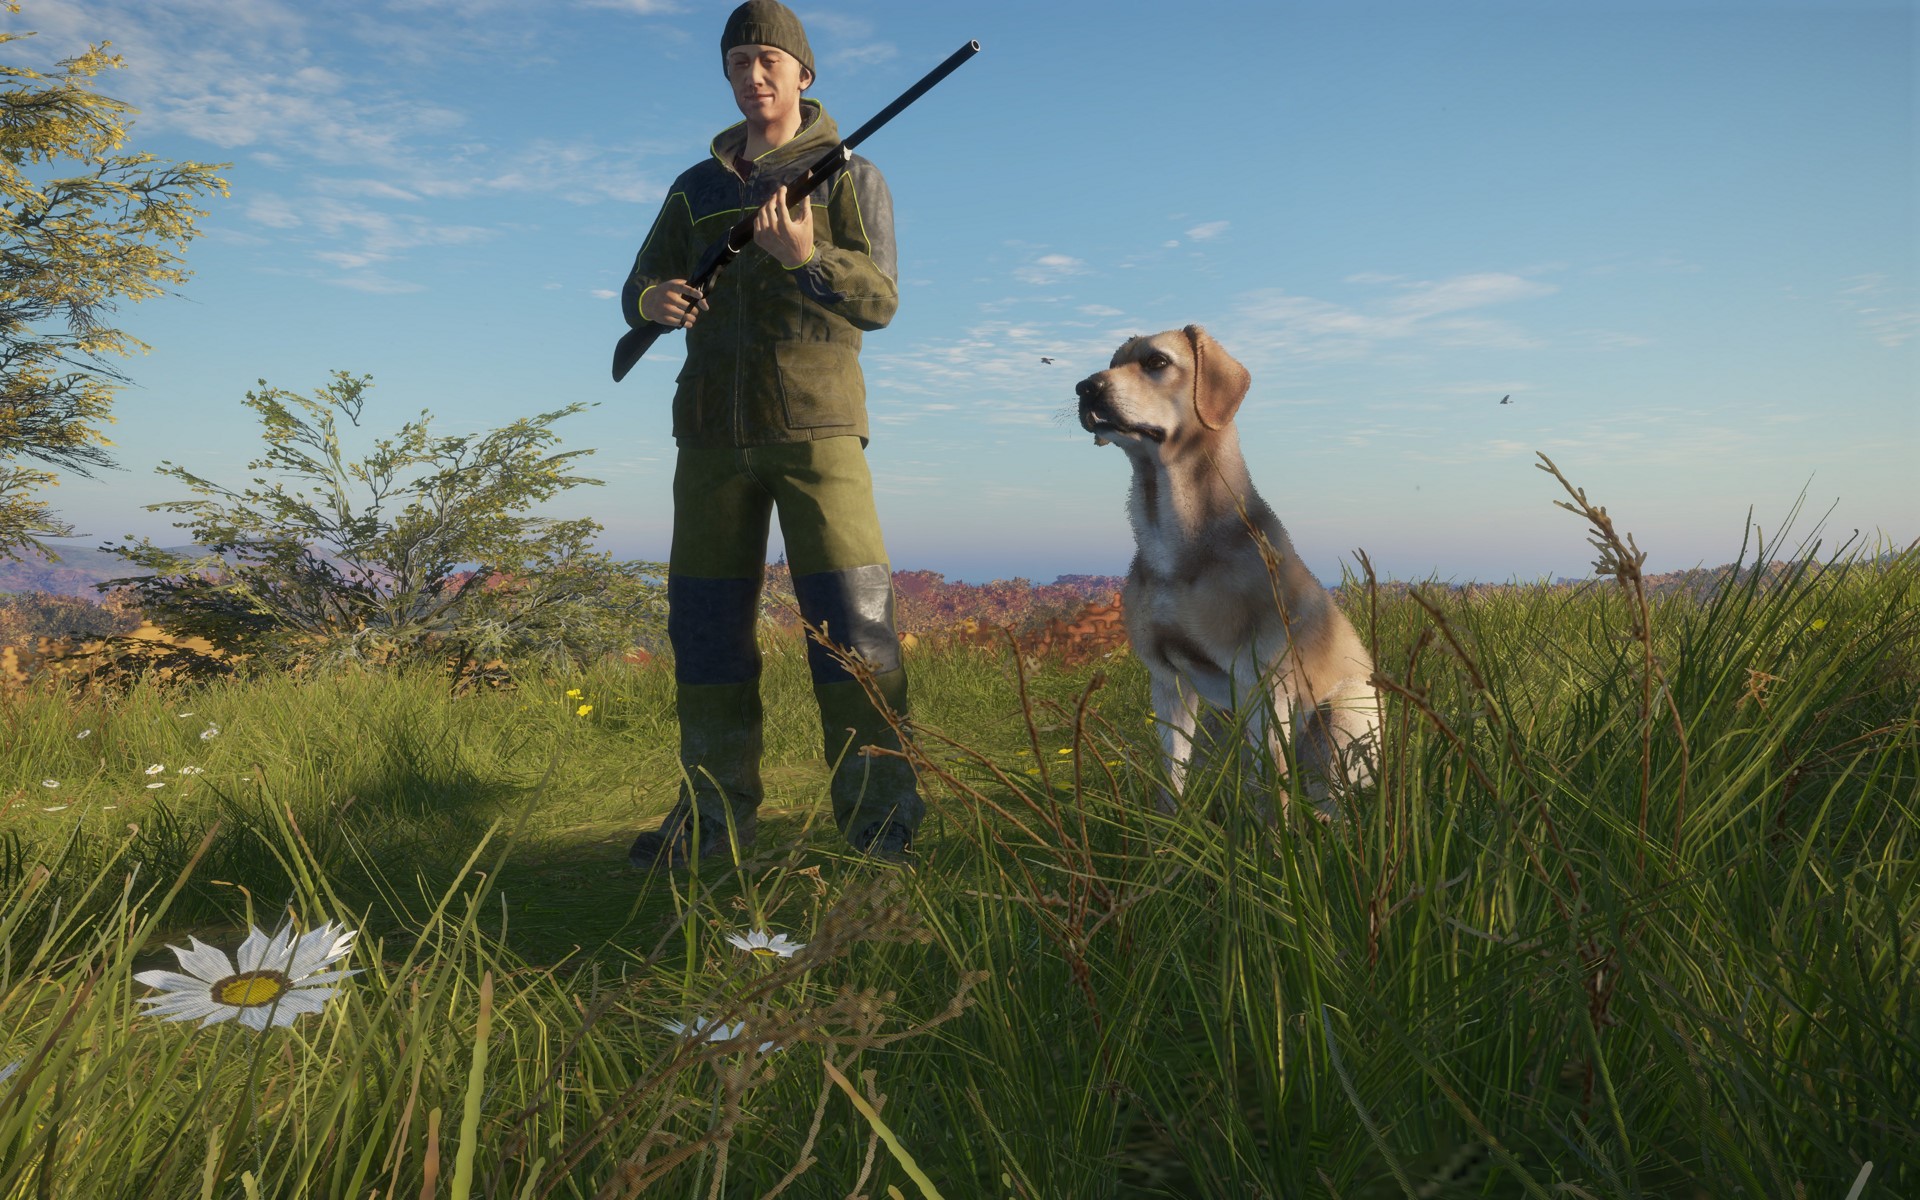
[642,279,708,327]
[752,185,815,268]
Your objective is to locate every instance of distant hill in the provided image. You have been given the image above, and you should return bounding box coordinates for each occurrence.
[0,540,220,599]
[6,537,1899,611]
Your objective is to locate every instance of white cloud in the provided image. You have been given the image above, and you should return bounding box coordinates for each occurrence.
[1015,253,1089,286]
[243,193,497,274]
[11,0,689,301]
[314,250,388,270]
[244,195,303,230]
[590,288,618,299]
[795,16,899,70]
[1228,271,1557,363]
[1185,220,1229,241]
[471,138,665,205]
[25,0,668,254]
[319,179,428,203]
[827,43,899,69]
[325,273,428,295]
[573,0,686,15]
[1383,273,1556,319]
[26,5,441,175]
[1861,309,1920,348]
[1575,329,1655,351]
[1834,275,1918,348]
[865,319,1133,415]
[800,13,876,39]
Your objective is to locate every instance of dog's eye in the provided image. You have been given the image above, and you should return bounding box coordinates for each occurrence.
[1142,352,1171,371]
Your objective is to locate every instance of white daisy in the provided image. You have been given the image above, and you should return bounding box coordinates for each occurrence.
[176,712,195,718]
[660,1017,781,1055]
[76,729,91,739]
[41,780,58,789]
[178,766,204,776]
[200,725,220,741]
[725,928,806,959]
[133,921,360,1031]
[144,764,165,776]
[146,782,165,790]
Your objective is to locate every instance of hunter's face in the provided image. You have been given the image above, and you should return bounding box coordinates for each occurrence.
[727,44,811,126]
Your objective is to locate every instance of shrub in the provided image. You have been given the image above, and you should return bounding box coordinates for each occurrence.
[89,371,665,689]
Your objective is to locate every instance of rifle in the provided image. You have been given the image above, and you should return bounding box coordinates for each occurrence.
[612,39,980,383]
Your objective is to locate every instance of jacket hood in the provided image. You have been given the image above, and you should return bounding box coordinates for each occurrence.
[710,99,838,171]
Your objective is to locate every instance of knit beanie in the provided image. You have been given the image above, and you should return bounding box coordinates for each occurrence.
[721,1,814,81]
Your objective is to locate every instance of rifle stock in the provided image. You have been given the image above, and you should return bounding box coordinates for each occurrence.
[612,39,979,383]
[611,323,666,379]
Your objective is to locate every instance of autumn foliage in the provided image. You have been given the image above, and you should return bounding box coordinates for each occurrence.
[761,563,1132,665]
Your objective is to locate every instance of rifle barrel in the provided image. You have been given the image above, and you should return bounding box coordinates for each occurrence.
[612,38,980,383]
[841,40,981,152]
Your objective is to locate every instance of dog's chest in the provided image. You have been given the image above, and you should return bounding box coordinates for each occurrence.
[1123,570,1272,684]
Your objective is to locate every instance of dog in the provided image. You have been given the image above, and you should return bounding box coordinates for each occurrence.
[1075,325,1380,819]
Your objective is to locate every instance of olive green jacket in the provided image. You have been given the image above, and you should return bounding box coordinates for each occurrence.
[621,100,899,447]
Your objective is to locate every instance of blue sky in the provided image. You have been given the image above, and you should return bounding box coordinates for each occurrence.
[14,0,1916,583]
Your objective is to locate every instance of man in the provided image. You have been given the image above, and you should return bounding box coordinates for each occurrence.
[621,0,922,869]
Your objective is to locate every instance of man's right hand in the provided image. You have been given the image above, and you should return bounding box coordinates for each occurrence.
[642,279,708,327]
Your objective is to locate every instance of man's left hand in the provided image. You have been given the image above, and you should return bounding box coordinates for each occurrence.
[753,185,815,268]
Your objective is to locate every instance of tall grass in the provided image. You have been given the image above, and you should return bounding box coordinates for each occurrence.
[1,499,1914,1198]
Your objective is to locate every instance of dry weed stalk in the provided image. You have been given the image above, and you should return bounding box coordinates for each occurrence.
[1358,480,1659,1121]
[1535,452,1691,860]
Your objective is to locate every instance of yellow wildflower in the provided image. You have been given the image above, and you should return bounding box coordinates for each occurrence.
[576,704,593,717]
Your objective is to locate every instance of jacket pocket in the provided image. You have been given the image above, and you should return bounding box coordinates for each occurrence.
[671,361,705,439]
[773,340,862,429]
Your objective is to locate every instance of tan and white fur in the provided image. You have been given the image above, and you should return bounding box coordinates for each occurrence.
[1076,325,1380,819]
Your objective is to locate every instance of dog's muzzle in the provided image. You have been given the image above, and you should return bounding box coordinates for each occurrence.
[1075,375,1161,443]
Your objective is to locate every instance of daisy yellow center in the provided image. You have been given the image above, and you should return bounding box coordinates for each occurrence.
[216,971,290,1007]
[751,947,779,958]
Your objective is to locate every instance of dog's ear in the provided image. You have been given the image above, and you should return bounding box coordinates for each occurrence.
[1183,325,1250,431]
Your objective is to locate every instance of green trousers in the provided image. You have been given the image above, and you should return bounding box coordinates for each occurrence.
[665,437,922,841]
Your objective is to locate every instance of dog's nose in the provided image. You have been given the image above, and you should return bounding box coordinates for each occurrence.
[1075,375,1108,400]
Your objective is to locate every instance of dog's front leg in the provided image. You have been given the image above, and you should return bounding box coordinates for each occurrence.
[1150,670,1201,815]
[1300,678,1383,811]
[1247,672,1297,824]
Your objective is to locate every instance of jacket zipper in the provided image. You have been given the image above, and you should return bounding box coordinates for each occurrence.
[731,164,747,446]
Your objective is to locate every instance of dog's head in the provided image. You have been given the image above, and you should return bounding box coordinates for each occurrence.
[1075,325,1251,457]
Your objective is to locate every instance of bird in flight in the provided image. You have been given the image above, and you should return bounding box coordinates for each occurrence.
[1040,356,1055,364]
[1499,394,1512,405]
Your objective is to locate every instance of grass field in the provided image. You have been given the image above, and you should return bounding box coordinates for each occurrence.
[1,519,1914,1198]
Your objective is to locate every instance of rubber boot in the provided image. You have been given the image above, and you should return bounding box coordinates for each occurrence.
[815,668,922,844]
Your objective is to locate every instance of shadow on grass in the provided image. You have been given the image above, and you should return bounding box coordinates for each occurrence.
[470,784,953,968]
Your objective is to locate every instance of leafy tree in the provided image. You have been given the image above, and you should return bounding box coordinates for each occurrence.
[95,372,668,689]
[1,5,227,561]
